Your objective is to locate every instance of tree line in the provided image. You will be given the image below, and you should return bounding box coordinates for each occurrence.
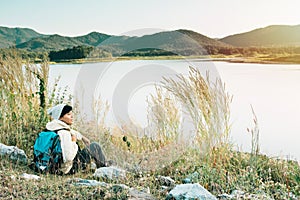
[48,46,93,61]
[1,45,300,62]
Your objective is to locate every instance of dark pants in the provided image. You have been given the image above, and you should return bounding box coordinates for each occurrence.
[68,142,106,174]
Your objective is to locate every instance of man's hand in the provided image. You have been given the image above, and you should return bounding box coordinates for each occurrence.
[71,135,77,142]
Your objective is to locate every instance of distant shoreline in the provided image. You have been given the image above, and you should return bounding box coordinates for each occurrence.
[49,54,300,65]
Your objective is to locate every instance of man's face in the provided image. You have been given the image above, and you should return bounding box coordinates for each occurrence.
[59,111,73,125]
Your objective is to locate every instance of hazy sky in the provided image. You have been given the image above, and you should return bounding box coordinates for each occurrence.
[1,0,300,38]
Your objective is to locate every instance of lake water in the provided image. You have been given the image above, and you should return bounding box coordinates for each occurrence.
[49,59,300,161]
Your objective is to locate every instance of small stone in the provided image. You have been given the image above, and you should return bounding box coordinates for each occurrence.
[93,166,126,180]
[231,189,245,196]
[129,188,156,200]
[167,183,217,200]
[182,178,191,184]
[217,193,233,199]
[68,178,107,187]
[20,173,40,181]
[157,175,175,186]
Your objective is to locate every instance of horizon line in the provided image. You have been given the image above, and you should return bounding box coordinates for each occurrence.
[0,23,300,39]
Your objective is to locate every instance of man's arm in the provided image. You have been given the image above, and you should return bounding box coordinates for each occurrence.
[82,135,90,146]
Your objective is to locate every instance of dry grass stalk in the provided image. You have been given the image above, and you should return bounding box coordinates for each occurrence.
[162,66,232,154]
[146,86,180,145]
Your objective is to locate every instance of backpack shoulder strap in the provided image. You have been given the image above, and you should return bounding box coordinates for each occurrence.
[49,129,68,155]
[49,128,69,150]
[54,128,69,133]
[44,128,69,134]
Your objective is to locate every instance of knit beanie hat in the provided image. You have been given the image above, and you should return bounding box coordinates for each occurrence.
[47,104,66,120]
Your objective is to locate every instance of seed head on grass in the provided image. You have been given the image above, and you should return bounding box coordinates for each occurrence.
[162,66,232,155]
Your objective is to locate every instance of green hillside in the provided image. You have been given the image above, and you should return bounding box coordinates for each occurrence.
[0,26,44,48]
[98,29,231,56]
[2,25,300,60]
[74,32,111,46]
[11,27,231,56]
[16,34,86,51]
[15,32,127,53]
[177,29,230,47]
[220,25,300,47]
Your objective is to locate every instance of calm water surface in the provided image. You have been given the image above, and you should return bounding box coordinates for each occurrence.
[49,60,300,161]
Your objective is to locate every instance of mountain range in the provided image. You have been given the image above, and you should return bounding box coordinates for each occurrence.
[220,25,300,47]
[1,25,300,55]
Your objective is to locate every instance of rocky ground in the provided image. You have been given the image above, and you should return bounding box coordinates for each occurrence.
[1,143,299,199]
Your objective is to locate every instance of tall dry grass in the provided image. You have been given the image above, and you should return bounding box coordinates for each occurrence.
[146,86,180,145]
[248,105,260,156]
[162,66,232,155]
[93,66,233,171]
[0,50,49,154]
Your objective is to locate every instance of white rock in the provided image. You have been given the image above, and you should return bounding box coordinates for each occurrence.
[21,173,40,181]
[93,166,126,180]
[167,183,217,200]
[68,178,108,187]
[0,143,27,163]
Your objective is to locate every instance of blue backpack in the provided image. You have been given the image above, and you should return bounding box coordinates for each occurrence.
[33,129,65,174]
